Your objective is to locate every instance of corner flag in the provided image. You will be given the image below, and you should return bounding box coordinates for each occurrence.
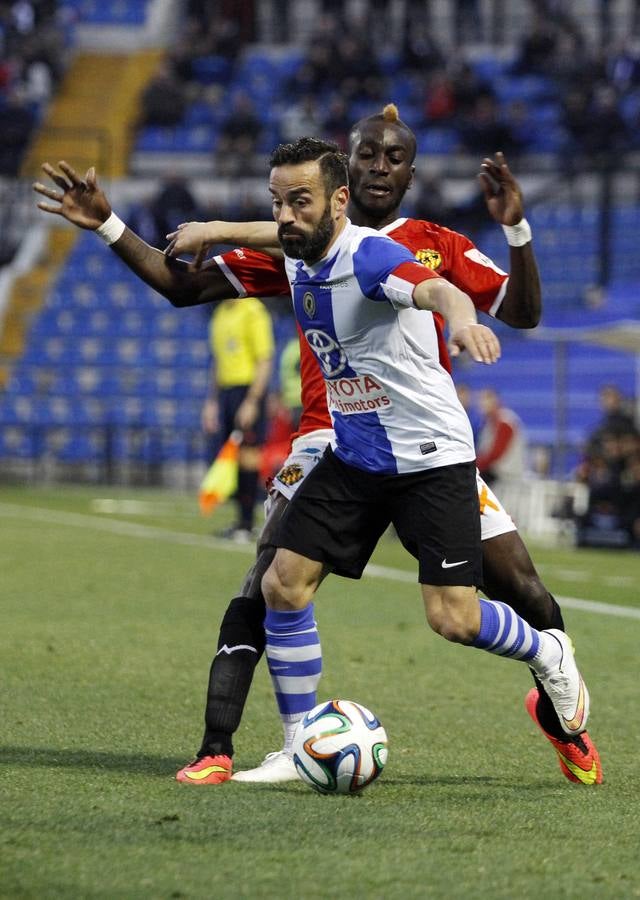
[199,430,242,515]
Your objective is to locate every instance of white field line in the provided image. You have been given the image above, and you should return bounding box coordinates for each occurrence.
[2,501,639,622]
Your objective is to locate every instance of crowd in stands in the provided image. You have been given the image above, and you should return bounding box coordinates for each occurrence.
[577,385,640,547]
[0,0,69,175]
[5,2,640,179]
[132,0,640,178]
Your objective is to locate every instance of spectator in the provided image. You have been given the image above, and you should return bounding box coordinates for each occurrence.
[0,84,36,175]
[576,386,639,547]
[149,174,199,247]
[450,61,494,117]
[322,95,352,150]
[588,384,638,452]
[215,91,262,176]
[458,94,523,157]
[401,17,443,75]
[512,11,559,76]
[584,83,630,156]
[560,85,592,166]
[476,389,528,489]
[300,43,334,94]
[281,94,322,143]
[424,70,456,122]
[139,62,186,127]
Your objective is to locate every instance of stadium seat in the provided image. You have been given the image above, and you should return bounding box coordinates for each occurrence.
[0,424,36,459]
[190,55,232,85]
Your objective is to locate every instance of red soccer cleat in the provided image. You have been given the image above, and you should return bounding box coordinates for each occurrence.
[525,689,603,785]
[176,754,233,785]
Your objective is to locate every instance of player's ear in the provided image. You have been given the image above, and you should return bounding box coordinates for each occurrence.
[407,165,416,191]
[332,185,349,217]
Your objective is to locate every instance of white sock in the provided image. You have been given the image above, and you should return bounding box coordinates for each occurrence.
[530,630,563,677]
[282,720,299,755]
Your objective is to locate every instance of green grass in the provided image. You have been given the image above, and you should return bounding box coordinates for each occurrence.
[1,484,639,899]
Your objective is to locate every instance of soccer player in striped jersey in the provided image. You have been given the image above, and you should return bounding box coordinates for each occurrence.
[247,138,592,787]
[164,108,602,786]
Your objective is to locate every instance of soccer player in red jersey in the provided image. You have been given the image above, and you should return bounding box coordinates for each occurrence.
[33,108,602,787]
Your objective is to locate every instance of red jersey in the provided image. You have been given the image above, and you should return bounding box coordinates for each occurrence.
[215,219,508,439]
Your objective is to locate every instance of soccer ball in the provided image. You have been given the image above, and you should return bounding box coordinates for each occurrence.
[292,699,388,795]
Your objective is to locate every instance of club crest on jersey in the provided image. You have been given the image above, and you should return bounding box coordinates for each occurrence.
[276,463,304,486]
[302,291,316,317]
[415,248,442,270]
[305,329,347,377]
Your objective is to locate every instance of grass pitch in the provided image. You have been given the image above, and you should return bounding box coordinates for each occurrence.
[1,484,639,899]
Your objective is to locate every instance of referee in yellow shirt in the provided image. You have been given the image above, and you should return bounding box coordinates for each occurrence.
[202,297,275,541]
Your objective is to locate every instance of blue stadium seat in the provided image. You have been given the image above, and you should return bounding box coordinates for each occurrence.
[60,0,149,25]
[493,74,557,104]
[0,424,36,459]
[44,427,107,463]
[415,127,459,155]
[471,56,511,82]
[190,55,232,85]
[0,395,35,425]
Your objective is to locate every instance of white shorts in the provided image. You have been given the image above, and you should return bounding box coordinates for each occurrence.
[267,429,334,507]
[268,428,516,541]
[477,470,517,540]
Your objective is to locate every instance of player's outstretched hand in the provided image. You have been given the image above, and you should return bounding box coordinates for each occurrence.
[33,162,111,230]
[477,152,524,227]
[449,323,501,364]
[164,221,215,270]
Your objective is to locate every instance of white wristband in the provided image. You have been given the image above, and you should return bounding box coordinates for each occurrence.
[95,212,126,246]
[501,218,532,247]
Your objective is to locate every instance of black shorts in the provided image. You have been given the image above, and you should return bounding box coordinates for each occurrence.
[274,446,482,586]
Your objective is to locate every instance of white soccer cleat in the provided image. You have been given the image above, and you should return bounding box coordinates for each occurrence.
[536,629,590,737]
[231,750,298,784]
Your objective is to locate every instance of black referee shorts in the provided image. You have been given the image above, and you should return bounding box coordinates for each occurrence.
[218,385,268,447]
[273,446,482,586]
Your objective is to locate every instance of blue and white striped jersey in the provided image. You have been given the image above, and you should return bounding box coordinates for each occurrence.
[283,220,475,475]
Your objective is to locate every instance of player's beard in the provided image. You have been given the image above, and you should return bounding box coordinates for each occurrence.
[278,202,334,264]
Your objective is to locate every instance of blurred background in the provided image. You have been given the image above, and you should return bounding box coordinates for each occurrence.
[1,0,639,548]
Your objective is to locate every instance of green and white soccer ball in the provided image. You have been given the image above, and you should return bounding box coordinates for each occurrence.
[292,699,388,795]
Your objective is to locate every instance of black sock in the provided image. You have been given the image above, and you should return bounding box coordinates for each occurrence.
[237,468,259,530]
[531,594,571,741]
[547,594,565,631]
[198,594,266,759]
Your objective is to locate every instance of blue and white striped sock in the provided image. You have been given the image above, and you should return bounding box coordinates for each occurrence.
[472,598,541,661]
[264,604,322,737]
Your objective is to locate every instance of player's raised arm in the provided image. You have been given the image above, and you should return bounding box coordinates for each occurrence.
[413,276,501,365]
[478,151,541,328]
[165,220,281,269]
[33,161,235,307]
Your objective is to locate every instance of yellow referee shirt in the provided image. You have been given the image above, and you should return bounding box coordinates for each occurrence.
[210,298,275,388]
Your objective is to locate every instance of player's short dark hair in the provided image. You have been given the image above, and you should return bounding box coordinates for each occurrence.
[269,137,349,198]
[349,103,417,162]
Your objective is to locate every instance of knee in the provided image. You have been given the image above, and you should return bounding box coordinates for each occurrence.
[424,586,480,644]
[261,553,315,612]
[431,612,478,644]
